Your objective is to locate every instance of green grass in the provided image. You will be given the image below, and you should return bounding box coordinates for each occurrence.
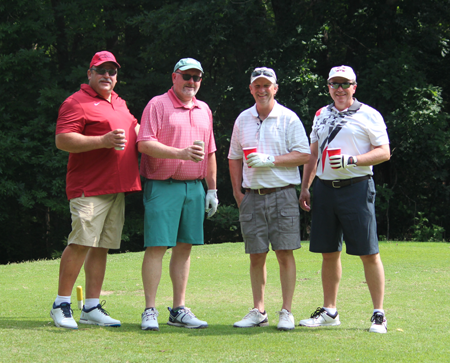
[1,242,449,362]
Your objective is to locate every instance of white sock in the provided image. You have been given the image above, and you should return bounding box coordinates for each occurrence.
[55,295,71,306]
[84,298,100,310]
[323,307,337,315]
[373,309,385,315]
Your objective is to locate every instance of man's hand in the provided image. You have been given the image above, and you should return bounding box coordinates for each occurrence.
[103,129,127,149]
[299,189,311,212]
[246,153,275,168]
[329,154,358,169]
[205,189,219,218]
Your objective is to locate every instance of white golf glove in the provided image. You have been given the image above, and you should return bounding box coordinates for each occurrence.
[205,189,219,218]
[246,153,275,168]
[329,154,358,169]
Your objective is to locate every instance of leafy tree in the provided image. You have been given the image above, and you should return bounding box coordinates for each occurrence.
[0,0,449,263]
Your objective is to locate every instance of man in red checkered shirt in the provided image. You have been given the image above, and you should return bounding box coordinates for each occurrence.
[137,58,218,331]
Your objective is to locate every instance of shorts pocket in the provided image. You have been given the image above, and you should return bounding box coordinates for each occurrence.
[367,179,376,204]
[278,208,300,233]
[239,213,256,237]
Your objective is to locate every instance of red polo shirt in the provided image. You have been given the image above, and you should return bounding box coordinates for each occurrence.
[56,84,141,200]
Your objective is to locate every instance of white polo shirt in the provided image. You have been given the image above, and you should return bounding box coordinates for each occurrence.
[228,101,310,189]
[311,99,390,180]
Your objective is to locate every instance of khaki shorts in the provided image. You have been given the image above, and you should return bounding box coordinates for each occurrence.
[67,193,125,249]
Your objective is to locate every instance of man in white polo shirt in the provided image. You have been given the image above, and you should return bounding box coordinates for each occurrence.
[298,65,390,333]
[228,67,310,330]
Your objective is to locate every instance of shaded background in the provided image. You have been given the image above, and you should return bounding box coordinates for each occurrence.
[1,0,449,263]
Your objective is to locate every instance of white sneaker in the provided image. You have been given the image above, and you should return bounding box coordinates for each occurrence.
[50,302,78,329]
[277,309,295,331]
[141,307,159,331]
[167,307,208,329]
[369,312,387,333]
[233,308,269,328]
[79,301,121,327]
[298,307,341,327]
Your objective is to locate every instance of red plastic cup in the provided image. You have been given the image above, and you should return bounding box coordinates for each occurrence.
[243,147,257,168]
[243,147,257,159]
[327,148,341,169]
[327,148,341,157]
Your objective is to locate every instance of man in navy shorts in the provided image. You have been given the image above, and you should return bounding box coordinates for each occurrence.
[298,65,390,333]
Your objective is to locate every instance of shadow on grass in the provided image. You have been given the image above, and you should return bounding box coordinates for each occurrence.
[0,319,367,335]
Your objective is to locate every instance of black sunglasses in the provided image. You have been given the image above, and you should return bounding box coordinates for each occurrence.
[251,70,275,78]
[91,68,117,76]
[328,82,355,89]
[175,72,202,82]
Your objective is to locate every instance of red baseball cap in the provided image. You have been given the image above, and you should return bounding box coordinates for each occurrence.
[89,51,121,68]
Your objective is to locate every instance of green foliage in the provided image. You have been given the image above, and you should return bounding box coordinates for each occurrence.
[412,212,445,242]
[1,0,450,262]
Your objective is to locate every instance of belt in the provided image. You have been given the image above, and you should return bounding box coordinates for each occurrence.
[245,184,295,195]
[319,175,371,189]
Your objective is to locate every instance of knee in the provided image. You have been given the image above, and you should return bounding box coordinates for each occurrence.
[360,253,381,265]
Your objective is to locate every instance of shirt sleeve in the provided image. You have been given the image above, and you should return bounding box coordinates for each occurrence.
[55,98,86,135]
[228,116,243,159]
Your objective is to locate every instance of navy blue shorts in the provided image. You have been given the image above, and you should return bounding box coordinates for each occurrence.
[309,177,379,256]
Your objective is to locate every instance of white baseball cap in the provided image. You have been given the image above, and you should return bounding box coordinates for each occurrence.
[250,67,277,84]
[328,65,356,81]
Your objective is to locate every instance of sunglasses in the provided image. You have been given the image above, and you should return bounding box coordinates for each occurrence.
[91,68,117,76]
[328,82,355,89]
[252,70,275,78]
[175,72,202,82]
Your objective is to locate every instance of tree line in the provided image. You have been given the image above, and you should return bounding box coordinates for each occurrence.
[1,0,449,263]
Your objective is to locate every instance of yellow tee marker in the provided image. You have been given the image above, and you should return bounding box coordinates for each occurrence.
[76,286,84,310]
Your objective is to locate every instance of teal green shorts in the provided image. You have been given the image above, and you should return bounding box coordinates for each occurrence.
[143,179,205,247]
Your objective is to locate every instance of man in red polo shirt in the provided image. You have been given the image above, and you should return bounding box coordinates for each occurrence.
[138,58,218,331]
[50,51,141,329]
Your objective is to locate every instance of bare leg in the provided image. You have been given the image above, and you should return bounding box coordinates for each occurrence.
[142,246,167,308]
[57,244,90,296]
[170,242,192,308]
[322,251,342,308]
[249,253,267,312]
[360,253,385,310]
[84,247,109,299]
[275,249,296,312]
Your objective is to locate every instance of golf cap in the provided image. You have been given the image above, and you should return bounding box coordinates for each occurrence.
[250,67,277,84]
[328,65,356,81]
[173,58,203,73]
[90,51,121,68]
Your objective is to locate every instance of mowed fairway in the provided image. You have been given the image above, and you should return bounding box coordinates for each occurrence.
[0,242,449,362]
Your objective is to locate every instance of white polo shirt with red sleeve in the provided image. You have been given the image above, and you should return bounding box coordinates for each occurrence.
[56,84,141,200]
[137,88,216,180]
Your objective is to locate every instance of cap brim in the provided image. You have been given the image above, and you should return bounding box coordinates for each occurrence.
[92,61,121,68]
[251,75,276,84]
[177,65,203,72]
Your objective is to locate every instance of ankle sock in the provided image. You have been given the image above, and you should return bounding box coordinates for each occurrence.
[84,298,100,310]
[55,295,71,306]
[323,307,337,315]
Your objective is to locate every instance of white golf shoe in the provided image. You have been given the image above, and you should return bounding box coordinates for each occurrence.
[277,309,295,331]
[233,308,269,328]
[50,302,78,329]
[369,312,387,333]
[141,307,159,331]
[79,301,121,327]
[298,307,341,327]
